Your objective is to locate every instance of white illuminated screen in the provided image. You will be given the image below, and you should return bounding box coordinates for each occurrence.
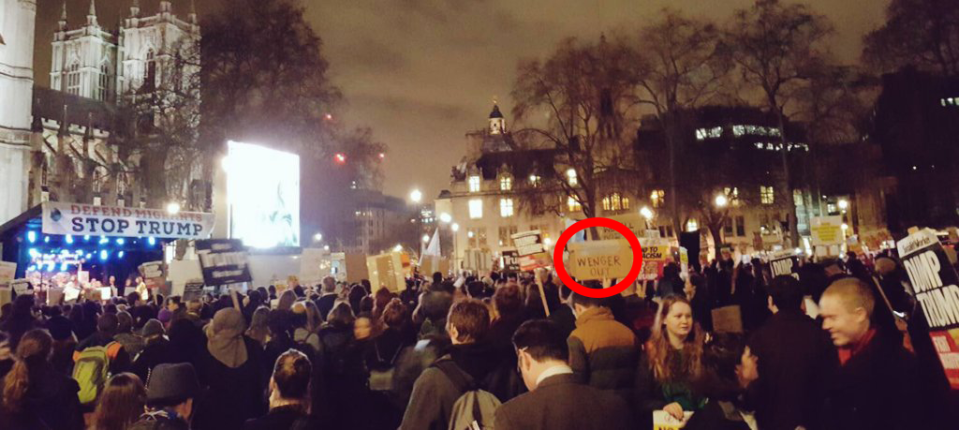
[226,141,301,248]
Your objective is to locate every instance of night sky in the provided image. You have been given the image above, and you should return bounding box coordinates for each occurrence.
[36,0,888,201]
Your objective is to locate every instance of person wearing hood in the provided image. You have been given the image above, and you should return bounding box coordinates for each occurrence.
[131,319,175,383]
[114,311,146,358]
[399,299,503,430]
[192,308,266,430]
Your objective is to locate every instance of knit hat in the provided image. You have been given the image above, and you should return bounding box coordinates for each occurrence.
[47,315,74,341]
[141,319,165,338]
[146,363,200,404]
[157,308,173,324]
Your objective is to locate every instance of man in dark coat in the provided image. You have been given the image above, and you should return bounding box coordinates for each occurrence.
[495,319,632,430]
[818,278,928,430]
[130,363,201,430]
[749,276,837,430]
[399,299,502,430]
[314,276,338,320]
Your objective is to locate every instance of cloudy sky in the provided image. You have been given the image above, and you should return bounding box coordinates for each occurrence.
[36,0,889,201]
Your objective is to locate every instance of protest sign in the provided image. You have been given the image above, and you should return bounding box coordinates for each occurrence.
[300,248,331,286]
[511,230,551,271]
[501,250,521,272]
[712,305,743,333]
[343,253,369,283]
[898,229,959,389]
[367,252,407,293]
[42,202,214,239]
[463,249,494,272]
[0,284,10,308]
[861,228,894,250]
[421,256,451,277]
[769,250,799,279]
[567,240,633,281]
[639,239,670,281]
[77,270,90,285]
[11,279,32,296]
[679,247,689,281]
[182,281,205,302]
[810,216,844,246]
[195,239,252,285]
[47,288,64,306]
[652,410,693,430]
[138,261,167,290]
[0,261,16,288]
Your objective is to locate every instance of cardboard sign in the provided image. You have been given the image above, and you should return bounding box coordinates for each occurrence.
[501,250,520,272]
[42,202,215,239]
[195,239,252,285]
[300,248,332,286]
[367,252,407,293]
[769,250,799,278]
[712,305,743,333]
[861,228,894,250]
[640,241,670,281]
[77,270,90,286]
[139,261,167,290]
[0,261,16,288]
[11,279,32,295]
[182,281,205,302]
[679,247,689,281]
[652,410,693,430]
[511,230,551,271]
[567,240,633,281]
[421,256,451,277]
[810,216,844,246]
[343,253,369,284]
[898,229,959,389]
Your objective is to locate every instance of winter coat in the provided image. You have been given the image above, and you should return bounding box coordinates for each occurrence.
[494,373,633,430]
[0,358,84,430]
[191,336,267,430]
[131,338,176,383]
[634,349,705,424]
[568,306,639,402]
[128,410,190,430]
[242,406,316,430]
[748,309,837,430]
[684,400,754,430]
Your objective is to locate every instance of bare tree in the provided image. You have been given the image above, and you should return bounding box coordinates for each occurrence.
[511,37,640,223]
[725,0,834,246]
[863,0,959,77]
[631,8,732,235]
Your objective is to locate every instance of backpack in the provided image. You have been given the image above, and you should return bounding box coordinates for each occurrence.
[368,339,403,392]
[433,359,502,430]
[72,342,119,405]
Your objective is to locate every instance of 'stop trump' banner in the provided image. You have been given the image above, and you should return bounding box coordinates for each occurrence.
[42,202,215,240]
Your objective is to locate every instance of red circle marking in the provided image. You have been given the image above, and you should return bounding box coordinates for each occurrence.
[553,217,644,298]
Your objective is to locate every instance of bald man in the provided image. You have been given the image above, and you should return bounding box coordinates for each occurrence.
[818,278,926,430]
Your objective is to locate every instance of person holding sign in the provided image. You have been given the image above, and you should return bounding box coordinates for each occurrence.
[635,296,706,423]
[818,278,929,430]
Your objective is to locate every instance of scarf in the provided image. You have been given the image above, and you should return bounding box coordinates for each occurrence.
[206,308,248,368]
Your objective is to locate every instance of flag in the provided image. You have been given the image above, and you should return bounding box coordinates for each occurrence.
[420,229,441,264]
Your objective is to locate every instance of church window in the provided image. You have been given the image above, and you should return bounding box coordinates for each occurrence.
[499,198,514,218]
[66,62,81,95]
[468,175,481,193]
[98,61,111,101]
[500,175,512,191]
[144,50,156,88]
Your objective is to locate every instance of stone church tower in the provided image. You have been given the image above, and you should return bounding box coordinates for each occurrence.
[0,0,36,225]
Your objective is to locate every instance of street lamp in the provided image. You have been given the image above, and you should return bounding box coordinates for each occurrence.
[439,212,452,224]
[393,244,403,252]
[410,189,423,203]
[640,206,654,220]
[451,223,460,232]
[166,202,181,215]
[313,233,323,242]
[838,199,849,212]
[715,194,728,208]
[422,234,430,243]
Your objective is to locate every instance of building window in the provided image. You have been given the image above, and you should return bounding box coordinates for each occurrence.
[793,189,804,206]
[469,199,483,219]
[736,216,745,237]
[602,193,628,211]
[468,229,477,248]
[760,185,775,205]
[724,217,733,235]
[651,189,665,208]
[478,228,488,247]
[566,169,577,186]
[724,187,740,207]
[528,174,540,187]
[499,198,514,218]
[66,62,81,95]
[500,176,512,191]
[499,226,518,247]
[98,62,110,101]
[468,175,481,193]
[144,50,156,87]
[686,219,699,232]
[567,196,582,212]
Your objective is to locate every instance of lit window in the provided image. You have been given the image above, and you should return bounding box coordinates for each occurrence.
[695,128,708,141]
[500,176,512,191]
[477,228,488,246]
[761,185,775,205]
[651,189,665,208]
[499,198,514,218]
[724,187,740,207]
[528,174,540,187]
[793,190,804,206]
[686,219,699,232]
[567,196,582,212]
[566,169,577,186]
[468,175,481,192]
[603,193,626,211]
[469,199,483,219]
[732,125,746,137]
[602,196,610,211]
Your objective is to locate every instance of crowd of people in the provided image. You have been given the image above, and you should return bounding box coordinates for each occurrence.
[0,251,955,430]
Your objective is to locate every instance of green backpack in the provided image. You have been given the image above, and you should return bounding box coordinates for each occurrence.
[73,343,114,405]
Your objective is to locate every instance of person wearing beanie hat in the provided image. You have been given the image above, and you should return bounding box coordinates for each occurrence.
[115,311,146,358]
[131,319,174,383]
[46,314,78,376]
[129,363,200,430]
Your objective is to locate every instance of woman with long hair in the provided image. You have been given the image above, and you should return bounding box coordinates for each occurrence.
[245,306,271,347]
[1,328,83,429]
[636,296,707,423]
[90,373,146,430]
